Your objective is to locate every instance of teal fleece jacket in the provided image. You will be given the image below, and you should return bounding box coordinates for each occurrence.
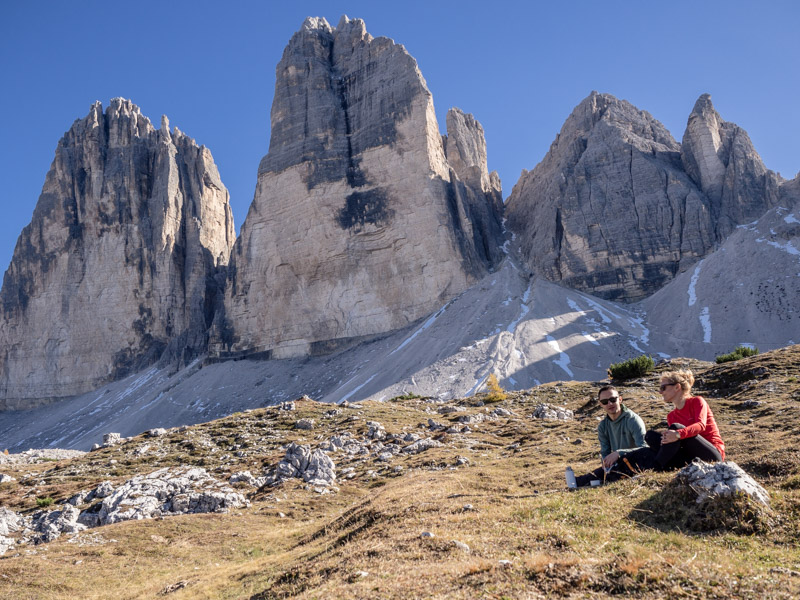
[597,405,647,458]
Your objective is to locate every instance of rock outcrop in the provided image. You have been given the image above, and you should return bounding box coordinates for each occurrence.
[214,16,503,358]
[506,92,715,302]
[681,94,782,234]
[0,99,235,408]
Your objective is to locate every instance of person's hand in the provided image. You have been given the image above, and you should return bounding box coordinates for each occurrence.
[603,451,619,469]
[661,430,681,444]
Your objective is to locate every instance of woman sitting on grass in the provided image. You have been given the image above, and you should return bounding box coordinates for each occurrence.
[646,369,726,470]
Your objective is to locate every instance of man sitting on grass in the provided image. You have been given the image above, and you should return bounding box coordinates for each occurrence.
[570,385,648,487]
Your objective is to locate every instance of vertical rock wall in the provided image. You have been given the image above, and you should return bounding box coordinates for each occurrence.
[0,99,235,408]
[214,16,502,358]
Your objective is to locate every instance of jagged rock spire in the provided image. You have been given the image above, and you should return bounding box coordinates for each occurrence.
[681,93,781,234]
[0,99,235,408]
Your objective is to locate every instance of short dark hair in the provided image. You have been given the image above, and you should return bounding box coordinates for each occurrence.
[597,385,618,399]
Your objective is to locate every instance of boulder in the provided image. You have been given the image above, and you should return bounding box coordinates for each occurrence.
[95,467,248,525]
[31,504,86,543]
[269,442,337,487]
[675,460,769,506]
[402,438,443,454]
[532,404,573,421]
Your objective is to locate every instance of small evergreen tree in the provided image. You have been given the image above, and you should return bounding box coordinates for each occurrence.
[608,355,655,380]
[716,345,759,363]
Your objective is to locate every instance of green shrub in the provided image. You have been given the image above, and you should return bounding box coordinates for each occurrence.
[390,393,422,401]
[715,345,759,364]
[607,355,654,380]
[36,496,54,508]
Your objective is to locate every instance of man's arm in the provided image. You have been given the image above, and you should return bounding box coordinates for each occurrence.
[598,421,612,458]
[616,413,647,457]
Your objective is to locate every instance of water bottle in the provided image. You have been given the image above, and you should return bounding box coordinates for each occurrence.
[565,466,577,489]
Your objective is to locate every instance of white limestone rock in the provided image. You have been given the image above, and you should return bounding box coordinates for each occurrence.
[0,507,24,536]
[675,460,770,506]
[532,404,574,421]
[269,442,337,487]
[31,504,86,543]
[366,421,386,440]
[229,470,267,487]
[402,438,443,454]
[95,467,248,525]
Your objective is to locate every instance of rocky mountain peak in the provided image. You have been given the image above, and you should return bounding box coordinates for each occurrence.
[681,93,781,233]
[506,92,711,302]
[0,99,235,409]
[216,17,502,359]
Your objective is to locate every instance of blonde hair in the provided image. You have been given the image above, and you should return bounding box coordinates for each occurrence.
[661,370,694,395]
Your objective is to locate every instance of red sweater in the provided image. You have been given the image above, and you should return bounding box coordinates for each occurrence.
[668,396,726,459]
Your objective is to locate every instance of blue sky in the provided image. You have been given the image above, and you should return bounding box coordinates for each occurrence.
[1,0,798,276]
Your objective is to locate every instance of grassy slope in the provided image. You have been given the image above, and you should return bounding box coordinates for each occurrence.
[1,346,799,599]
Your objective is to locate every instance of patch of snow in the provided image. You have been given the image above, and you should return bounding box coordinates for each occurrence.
[391,302,450,355]
[338,373,378,404]
[627,312,650,346]
[580,296,620,323]
[657,352,671,359]
[118,368,158,401]
[756,237,800,258]
[466,374,488,397]
[628,339,645,354]
[784,213,799,225]
[581,332,600,346]
[502,296,512,306]
[566,298,586,316]
[506,283,532,333]
[508,377,517,388]
[699,307,712,343]
[545,336,574,377]
[687,260,704,307]
[737,219,759,231]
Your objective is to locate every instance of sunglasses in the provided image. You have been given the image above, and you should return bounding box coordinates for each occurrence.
[659,383,677,391]
[599,396,619,405]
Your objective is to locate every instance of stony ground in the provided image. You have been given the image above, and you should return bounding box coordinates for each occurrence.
[1,346,799,599]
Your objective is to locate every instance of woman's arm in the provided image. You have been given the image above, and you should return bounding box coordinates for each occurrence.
[675,397,709,439]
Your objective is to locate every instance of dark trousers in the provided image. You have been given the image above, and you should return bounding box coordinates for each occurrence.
[645,423,722,470]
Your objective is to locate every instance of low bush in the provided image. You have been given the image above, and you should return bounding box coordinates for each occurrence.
[716,345,759,363]
[36,496,54,508]
[607,355,654,380]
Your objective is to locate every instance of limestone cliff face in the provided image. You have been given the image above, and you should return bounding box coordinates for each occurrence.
[215,16,502,358]
[0,99,235,408]
[505,92,715,302]
[681,94,782,234]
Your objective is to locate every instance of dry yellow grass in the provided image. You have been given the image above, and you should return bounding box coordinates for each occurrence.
[2,346,800,598]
